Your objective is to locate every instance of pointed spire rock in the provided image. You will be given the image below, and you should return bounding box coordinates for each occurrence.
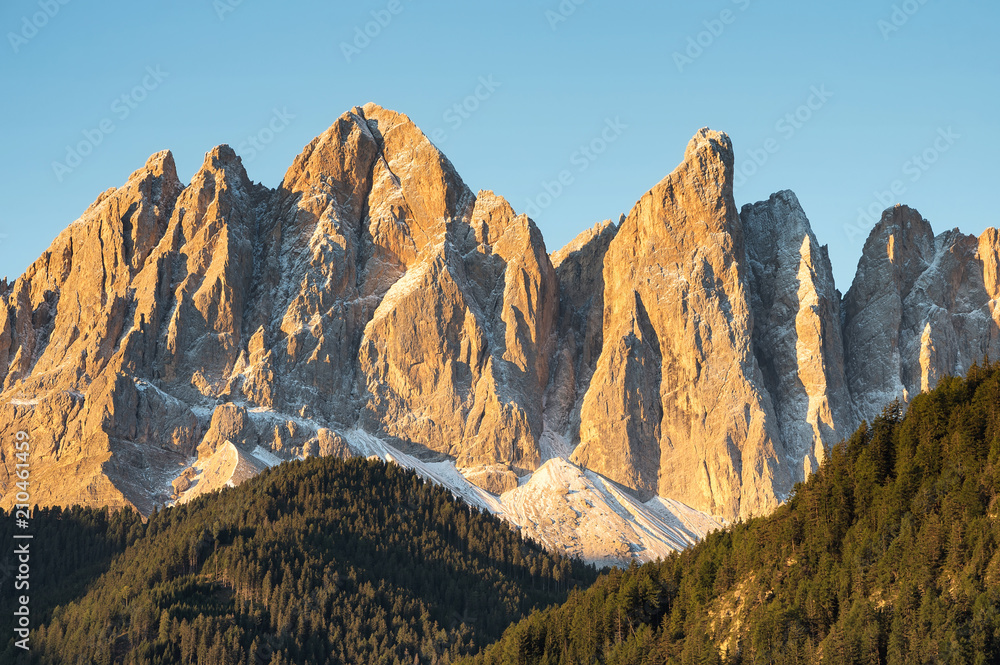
[742,190,853,478]
[573,127,790,521]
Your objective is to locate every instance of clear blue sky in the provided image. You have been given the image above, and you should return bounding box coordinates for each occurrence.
[1,0,996,289]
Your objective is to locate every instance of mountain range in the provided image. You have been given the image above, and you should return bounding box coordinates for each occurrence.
[1,103,998,564]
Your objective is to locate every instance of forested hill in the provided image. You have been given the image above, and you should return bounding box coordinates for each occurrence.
[0,457,596,664]
[467,361,1000,665]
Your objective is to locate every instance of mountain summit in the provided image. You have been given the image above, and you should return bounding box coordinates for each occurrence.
[2,105,998,562]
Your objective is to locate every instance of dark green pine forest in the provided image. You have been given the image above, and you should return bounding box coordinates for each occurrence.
[0,457,596,664]
[467,361,1000,665]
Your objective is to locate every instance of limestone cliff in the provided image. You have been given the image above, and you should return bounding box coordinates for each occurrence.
[743,191,853,479]
[843,205,1000,424]
[572,130,789,520]
[2,106,997,539]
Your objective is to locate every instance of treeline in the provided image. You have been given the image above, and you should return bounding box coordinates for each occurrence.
[1,456,597,664]
[467,361,1000,664]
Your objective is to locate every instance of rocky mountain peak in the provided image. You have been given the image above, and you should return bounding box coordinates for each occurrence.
[843,205,1000,422]
[183,145,256,222]
[685,127,734,165]
[469,189,522,246]
[742,190,806,233]
[199,144,245,175]
[681,127,735,202]
[629,127,740,253]
[571,125,789,520]
[360,102,474,244]
[2,110,997,560]
[132,149,180,187]
[742,190,851,479]
[861,205,936,289]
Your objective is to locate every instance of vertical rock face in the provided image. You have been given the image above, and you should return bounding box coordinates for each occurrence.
[843,206,1000,424]
[572,130,790,520]
[152,145,265,398]
[0,152,184,510]
[358,187,558,475]
[2,106,998,539]
[244,104,394,424]
[742,191,853,479]
[545,219,619,452]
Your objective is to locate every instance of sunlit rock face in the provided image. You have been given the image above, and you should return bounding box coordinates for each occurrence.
[2,107,997,536]
[573,129,789,521]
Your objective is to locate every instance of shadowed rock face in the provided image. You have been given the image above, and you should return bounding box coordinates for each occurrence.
[544,219,619,454]
[742,191,853,480]
[842,206,1000,425]
[1,106,997,527]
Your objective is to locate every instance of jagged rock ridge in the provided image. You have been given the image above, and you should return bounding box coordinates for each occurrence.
[1,104,997,560]
[843,205,1000,424]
